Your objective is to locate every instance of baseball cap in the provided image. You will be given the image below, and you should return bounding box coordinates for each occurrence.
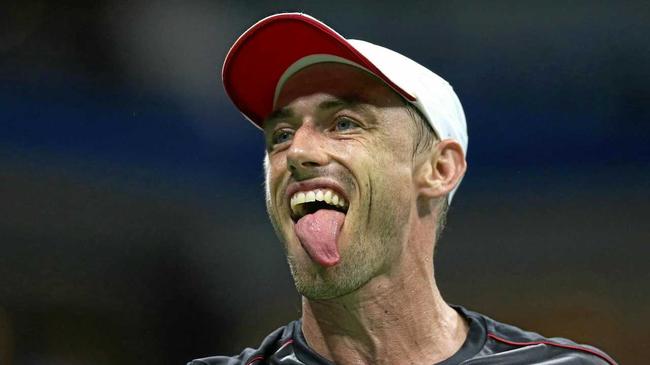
[222,13,468,202]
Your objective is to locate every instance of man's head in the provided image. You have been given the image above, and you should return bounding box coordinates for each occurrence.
[223,13,468,300]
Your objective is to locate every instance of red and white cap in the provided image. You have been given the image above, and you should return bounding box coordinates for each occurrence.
[222,13,468,202]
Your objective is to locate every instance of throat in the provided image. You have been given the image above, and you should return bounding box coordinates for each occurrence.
[300,274,468,365]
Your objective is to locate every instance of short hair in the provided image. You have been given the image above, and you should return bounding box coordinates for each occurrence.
[404,101,449,243]
[404,102,436,158]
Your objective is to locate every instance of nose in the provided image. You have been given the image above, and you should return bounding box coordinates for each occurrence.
[286,124,328,176]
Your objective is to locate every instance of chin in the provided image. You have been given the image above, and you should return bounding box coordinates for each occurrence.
[287,252,375,301]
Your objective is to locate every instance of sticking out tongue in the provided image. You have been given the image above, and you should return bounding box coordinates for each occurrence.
[294,209,345,267]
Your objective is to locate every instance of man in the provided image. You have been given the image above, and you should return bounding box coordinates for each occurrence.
[189,13,616,365]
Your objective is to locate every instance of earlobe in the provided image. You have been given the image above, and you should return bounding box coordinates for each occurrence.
[416,139,466,199]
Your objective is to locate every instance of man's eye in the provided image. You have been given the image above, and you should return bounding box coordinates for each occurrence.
[272,129,294,145]
[334,117,360,131]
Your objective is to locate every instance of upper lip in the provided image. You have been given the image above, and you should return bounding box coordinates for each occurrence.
[285,178,349,204]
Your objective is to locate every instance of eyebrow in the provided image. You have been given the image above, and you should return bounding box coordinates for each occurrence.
[265,107,293,125]
[265,96,371,129]
[318,97,372,114]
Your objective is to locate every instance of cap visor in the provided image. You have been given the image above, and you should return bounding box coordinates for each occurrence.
[222,13,411,128]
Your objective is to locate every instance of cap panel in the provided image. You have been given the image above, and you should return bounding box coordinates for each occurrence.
[349,40,467,148]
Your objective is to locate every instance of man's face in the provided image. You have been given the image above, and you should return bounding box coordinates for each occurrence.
[264,63,421,300]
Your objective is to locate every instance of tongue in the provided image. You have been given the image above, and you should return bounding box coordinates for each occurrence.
[294,209,345,267]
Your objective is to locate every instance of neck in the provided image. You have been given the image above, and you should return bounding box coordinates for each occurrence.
[300,252,468,365]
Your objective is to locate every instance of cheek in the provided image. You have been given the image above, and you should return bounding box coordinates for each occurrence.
[266,154,286,183]
[263,155,273,202]
[332,134,414,200]
[365,137,416,210]
[264,155,286,212]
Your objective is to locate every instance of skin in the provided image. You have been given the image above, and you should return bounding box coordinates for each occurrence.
[263,63,468,365]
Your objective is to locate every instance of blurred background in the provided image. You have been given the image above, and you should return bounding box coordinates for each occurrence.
[1,1,648,364]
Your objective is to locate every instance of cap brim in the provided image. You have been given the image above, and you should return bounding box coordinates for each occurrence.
[222,13,414,129]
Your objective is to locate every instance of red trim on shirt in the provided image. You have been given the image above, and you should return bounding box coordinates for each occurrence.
[245,355,264,365]
[487,333,617,365]
[278,338,295,351]
[245,338,295,365]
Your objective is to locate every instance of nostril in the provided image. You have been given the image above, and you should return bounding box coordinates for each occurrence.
[287,158,321,173]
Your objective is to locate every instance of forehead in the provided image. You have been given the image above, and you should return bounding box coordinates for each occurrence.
[273,63,405,113]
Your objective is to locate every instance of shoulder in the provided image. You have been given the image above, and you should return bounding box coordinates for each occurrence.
[462,307,617,365]
[186,321,297,365]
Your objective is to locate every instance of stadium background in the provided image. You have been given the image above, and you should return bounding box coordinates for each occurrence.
[1,1,648,364]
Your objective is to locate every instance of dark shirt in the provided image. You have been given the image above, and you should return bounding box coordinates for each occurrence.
[188,306,616,365]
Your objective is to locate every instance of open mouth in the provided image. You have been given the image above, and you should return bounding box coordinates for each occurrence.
[289,188,349,222]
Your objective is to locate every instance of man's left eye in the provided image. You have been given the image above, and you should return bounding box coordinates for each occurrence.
[334,117,360,131]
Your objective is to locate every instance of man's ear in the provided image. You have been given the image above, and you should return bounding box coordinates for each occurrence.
[415,139,467,198]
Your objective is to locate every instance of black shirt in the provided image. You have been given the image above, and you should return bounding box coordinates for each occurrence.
[188,306,616,365]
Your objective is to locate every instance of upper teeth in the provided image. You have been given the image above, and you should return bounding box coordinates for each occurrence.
[290,188,348,216]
